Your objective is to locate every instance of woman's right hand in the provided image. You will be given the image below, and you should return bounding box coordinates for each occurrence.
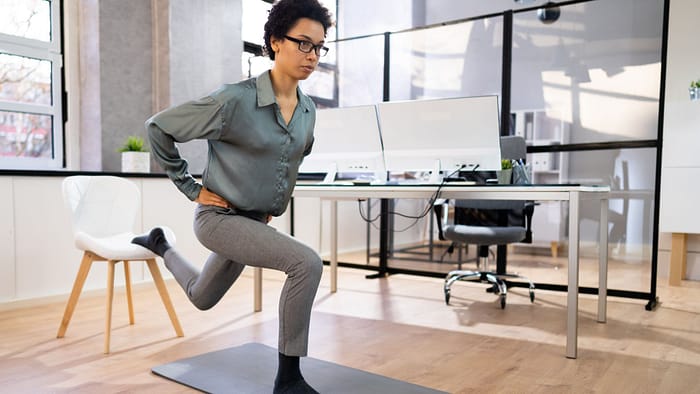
[195,186,229,208]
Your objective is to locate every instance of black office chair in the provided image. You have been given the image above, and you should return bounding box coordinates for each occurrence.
[442,136,535,309]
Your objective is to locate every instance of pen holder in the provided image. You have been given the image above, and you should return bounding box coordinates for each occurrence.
[512,163,532,185]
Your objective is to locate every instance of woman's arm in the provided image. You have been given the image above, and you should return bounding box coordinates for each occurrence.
[146,96,224,201]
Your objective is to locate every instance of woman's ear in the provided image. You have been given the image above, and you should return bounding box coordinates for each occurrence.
[269,35,282,53]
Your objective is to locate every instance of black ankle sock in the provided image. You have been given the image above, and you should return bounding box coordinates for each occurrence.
[274,353,318,394]
[131,227,171,257]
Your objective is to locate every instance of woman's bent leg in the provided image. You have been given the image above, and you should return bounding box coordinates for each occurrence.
[194,206,323,356]
[163,249,244,310]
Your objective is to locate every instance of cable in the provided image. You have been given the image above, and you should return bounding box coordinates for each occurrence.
[357,198,382,228]
[356,164,471,232]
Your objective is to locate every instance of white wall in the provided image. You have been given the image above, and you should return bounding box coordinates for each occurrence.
[0,178,15,300]
[0,176,187,302]
[0,175,401,304]
[659,0,700,277]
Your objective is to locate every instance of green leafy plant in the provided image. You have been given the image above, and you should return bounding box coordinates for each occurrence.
[501,159,513,170]
[118,136,148,152]
[690,79,700,89]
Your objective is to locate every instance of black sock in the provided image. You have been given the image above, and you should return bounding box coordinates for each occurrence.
[131,227,171,257]
[274,353,318,394]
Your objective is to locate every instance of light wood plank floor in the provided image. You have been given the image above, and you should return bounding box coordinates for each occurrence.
[1,257,700,393]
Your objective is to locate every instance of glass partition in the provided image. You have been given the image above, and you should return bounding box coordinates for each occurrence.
[511,0,663,144]
[389,17,503,101]
[300,0,664,303]
[301,35,385,108]
[510,0,663,295]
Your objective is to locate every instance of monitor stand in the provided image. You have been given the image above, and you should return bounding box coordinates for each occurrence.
[322,163,337,184]
[428,159,443,184]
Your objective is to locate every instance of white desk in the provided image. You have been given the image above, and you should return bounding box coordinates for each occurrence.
[255,184,610,359]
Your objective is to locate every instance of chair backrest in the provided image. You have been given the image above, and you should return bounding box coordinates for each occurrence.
[62,176,140,238]
[456,135,528,211]
[454,198,524,211]
[454,136,527,226]
[500,135,527,162]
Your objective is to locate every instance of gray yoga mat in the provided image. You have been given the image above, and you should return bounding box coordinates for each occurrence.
[152,342,446,394]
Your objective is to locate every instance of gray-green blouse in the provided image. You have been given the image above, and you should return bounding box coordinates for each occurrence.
[146,71,316,217]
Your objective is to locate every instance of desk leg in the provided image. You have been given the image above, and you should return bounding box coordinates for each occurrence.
[567,191,580,359]
[330,200,338,293]
[598,198,608,323]
[366,199,390,279]
[254,267,262,312]
[669,233,688,286]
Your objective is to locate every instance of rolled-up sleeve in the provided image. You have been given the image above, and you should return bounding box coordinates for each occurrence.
[145,96,223,201]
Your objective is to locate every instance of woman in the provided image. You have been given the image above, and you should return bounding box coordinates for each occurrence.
[133,1,333,392]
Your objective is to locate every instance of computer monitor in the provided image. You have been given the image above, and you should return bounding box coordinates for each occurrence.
[376,95,502,178]
[299,105,385,182]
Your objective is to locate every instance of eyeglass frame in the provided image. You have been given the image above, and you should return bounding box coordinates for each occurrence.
[283,35,329,57]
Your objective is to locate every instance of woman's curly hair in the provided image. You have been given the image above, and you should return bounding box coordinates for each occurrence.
[263,0,334,60]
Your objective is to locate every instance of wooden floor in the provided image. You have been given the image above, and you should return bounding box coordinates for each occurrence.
[2,252,700,393]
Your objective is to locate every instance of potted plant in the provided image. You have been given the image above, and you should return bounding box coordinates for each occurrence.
[497,159,513,184]
[690,79,700,101]
[119,135,150,173]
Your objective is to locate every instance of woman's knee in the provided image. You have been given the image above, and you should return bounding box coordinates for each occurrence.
[308,253,323,281]
[293,248,323,282]
[189,293,220,311]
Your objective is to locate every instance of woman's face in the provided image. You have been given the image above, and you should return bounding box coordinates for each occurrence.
[271,17,326,81]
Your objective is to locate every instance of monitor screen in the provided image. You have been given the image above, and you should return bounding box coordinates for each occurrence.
[299,105,385,181]
[377,95,502,174]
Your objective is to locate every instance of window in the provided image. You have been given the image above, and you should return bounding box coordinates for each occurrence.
[241,0,273,79]
[0,0,63,169]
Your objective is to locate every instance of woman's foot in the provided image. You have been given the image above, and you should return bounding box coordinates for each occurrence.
[274,378,319,394]
[274,353,318,394]
[132,227,171,257]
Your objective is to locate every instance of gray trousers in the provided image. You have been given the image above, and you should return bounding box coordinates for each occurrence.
[163,204,323,356]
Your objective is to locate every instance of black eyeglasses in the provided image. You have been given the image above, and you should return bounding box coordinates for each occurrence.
[283,35,329,57]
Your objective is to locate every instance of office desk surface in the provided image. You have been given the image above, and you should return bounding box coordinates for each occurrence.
[260,184,609,359]
[293,183,609,201]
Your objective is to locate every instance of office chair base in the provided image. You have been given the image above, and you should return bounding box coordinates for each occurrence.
[444,270,535,309]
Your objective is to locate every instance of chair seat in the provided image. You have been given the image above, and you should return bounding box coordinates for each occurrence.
[444,224,525,245]
[74,226,176,261]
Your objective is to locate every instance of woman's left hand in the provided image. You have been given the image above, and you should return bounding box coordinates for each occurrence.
[196,186,229,208]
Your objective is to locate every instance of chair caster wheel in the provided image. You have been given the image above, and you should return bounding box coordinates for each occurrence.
[486,284,498,294]
[529,289,535,303]
[499,294,506,309]
[444,290,451,305]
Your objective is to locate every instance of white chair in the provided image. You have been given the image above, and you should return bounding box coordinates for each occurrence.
[57,175,183,353]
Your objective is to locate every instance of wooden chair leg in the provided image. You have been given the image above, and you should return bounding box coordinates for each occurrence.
[123,261,135,325]
[550,241,559,259]
[670,232,688,286]
[145,259,184,337]
[104,261,116,354]
[57,252,94,338]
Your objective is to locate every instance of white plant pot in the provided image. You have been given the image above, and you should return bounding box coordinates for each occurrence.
[497,168,512,184]
[121,151,150,173]
[690,87,700,101]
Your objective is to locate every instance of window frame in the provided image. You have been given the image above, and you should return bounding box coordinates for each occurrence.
[0,0,64,170]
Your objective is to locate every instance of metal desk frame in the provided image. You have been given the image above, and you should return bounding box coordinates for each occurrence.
[254,183,609,359]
